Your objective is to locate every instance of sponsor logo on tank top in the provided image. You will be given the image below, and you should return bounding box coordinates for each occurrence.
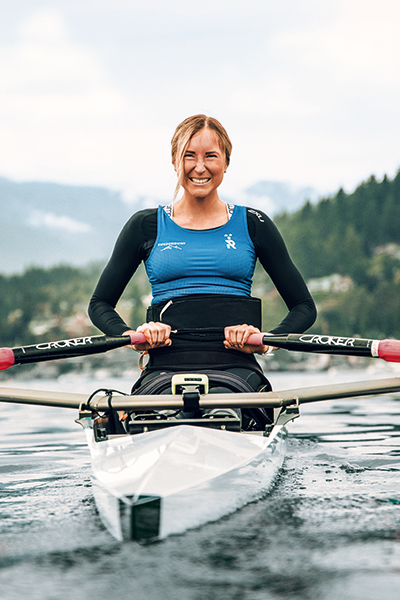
[224,233,237,249]
[158,241,187,251]
[248,209,265,222]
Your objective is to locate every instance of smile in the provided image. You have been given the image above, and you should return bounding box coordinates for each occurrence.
[189,178,211,185]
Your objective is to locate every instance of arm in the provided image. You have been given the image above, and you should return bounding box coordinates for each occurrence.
[88,209,157,336]
[247,208,317,335]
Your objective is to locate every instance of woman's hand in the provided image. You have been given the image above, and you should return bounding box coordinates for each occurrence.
[223,324,271,355]
[123,322,172,351]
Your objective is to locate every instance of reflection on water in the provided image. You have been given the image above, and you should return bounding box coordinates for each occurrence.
[0,368,400,599]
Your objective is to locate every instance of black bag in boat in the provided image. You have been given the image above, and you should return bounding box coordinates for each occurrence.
[131,368,273,431]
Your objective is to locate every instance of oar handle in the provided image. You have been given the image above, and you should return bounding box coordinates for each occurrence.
[126,332,147,345]
[247,333,265,346]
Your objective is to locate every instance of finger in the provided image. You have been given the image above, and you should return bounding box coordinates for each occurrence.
[136,322,172,348]
[137,322,159,346]
[152,323,171,346]
[234,325,256,347]
[225,324,247,346]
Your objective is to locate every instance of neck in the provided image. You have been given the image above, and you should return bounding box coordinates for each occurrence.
[172,195,228,229]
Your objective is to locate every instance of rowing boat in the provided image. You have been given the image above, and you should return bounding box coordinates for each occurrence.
[0,377,298,541]
[2,332,400,541]
[3,374,400,541]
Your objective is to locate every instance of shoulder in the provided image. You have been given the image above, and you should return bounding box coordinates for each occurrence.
[244,207,287,255]
[123,207,158,227]
[228,204,278,234]
[245,207,277,233]
[120,207,158,237]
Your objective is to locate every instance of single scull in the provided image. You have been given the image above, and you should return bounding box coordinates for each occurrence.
[2,375,400,541]
[1,332,400,541]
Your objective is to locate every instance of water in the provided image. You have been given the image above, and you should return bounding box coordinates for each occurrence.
[1,365,400,599]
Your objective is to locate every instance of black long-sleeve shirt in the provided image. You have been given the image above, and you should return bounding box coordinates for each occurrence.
[89,207,316,336]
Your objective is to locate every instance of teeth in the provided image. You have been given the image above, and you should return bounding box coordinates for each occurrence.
[190,178,210,184]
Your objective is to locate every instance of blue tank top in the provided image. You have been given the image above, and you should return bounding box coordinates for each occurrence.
[145,205,256,304]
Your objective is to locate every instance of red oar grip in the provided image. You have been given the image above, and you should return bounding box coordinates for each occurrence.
[0,348,15,371]
[127,332,147,345]
[376,339,400,363]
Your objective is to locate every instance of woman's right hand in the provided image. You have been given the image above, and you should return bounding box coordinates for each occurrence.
[123,322,172,351]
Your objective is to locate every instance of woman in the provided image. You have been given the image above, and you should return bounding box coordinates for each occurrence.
[89,115,316,425]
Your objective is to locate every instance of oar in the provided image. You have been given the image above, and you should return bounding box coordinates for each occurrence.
[0,332,146,371]
[2,331,400,372]
[1,377,400,410]
[248,333,400,362]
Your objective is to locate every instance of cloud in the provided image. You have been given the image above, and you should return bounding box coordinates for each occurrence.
[27,210,92,234]
[0,2,399,201]
[0,9,132,186]
[0,10,127,120]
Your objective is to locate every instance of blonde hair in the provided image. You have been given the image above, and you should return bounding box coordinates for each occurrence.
[171,114,232,200]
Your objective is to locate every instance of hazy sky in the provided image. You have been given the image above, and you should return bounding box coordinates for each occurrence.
[1,0,399,204]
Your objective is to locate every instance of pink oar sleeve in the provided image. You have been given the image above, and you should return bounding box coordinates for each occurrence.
[375,339,400,363]
[0,348,15,371]
[127,332,147,345]
[246,333,265,346]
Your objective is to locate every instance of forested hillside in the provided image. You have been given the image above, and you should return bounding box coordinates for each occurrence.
[1,170,400,353]
[0,263,150,349]
[275,170,400,338]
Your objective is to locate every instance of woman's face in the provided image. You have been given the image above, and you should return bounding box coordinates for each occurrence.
[179,128,227,200]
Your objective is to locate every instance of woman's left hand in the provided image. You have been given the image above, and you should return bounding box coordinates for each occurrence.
[223,324,269,355]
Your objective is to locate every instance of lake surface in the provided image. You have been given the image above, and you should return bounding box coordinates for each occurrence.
[1,365,400,599]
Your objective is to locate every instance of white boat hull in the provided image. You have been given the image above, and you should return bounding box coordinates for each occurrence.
[85,424,287,541]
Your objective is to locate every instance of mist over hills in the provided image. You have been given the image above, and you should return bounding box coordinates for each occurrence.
[0,176,318,274]
[0,177,134,274]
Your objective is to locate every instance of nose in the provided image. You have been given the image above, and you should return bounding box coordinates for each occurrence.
[194,157,206,173]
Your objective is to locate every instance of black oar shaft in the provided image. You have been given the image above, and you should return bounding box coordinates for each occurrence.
[0,333,146,370]
[11,335,130,365]
[262,333,375,357]
[245,333,400,362]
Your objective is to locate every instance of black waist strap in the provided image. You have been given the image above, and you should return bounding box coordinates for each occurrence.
[146,294,262,330]
[146,346,264,375]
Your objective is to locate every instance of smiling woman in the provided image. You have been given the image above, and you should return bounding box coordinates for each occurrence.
[171,114,232,201]
[88,114,316,429]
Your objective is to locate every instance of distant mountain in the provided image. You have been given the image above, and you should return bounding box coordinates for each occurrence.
[240,181,319,215]
[0,177,137,274]
[0,176,319,274]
